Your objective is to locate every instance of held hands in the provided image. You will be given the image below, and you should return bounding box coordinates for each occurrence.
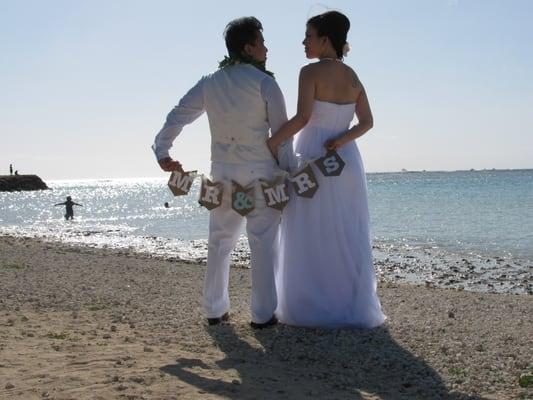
[158,157,183,172]
[266,137,279,162]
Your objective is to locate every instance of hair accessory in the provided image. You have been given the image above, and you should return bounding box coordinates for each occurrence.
[342,42,351,57]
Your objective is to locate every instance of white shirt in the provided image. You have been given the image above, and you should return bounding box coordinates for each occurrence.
[152,65,296,171]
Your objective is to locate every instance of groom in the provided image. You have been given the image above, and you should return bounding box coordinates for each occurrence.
[152,17,294,329]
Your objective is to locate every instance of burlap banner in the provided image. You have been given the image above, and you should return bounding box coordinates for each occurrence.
[231,181,255,216]
[315,149,345,176]
[166,150,345,215]
[291,163,319,198]
[198,178,223,210]
[260,175,290,211]
[168,170,196,196]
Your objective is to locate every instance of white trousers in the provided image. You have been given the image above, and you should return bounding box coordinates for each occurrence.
[202,161,281,324]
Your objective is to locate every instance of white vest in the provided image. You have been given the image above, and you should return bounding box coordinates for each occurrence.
[204,64,272,163]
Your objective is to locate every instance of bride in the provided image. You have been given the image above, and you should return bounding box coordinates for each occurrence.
[267,10,386,329]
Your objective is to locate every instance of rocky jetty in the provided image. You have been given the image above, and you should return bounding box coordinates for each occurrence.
[0,175,49,192]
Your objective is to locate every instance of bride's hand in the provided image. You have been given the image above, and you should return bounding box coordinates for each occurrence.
[325,138,343,151]
[266,137,279,162]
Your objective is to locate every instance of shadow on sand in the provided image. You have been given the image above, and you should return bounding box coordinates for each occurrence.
[161,324,484,399]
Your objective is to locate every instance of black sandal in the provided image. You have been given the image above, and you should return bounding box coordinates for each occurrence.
[207,312,230,326]
[250,315,278,329]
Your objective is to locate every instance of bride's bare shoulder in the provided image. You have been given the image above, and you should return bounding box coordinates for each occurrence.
[300,62,337,79]
[300,62,321,72]
[305,61,322,68]
[296,63,321,80]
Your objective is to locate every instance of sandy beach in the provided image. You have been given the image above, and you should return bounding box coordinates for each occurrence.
[0,235,531,399]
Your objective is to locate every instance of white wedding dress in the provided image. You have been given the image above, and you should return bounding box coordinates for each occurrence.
[276,100,386,329]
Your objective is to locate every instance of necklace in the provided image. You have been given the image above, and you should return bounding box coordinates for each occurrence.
[319,57,340,62]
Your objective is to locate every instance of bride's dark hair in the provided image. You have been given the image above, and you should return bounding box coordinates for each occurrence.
[307,11,350,59]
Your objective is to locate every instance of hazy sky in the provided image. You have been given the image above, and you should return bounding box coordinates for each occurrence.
[1,0,532,179]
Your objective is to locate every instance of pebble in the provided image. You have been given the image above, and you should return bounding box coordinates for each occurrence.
[130,376,145,384]
[5,383,14,389]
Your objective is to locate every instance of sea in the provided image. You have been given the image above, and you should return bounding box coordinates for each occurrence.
[1,169,531,294]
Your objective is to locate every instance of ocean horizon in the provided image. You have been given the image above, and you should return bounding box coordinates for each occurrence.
[24,167,533,182]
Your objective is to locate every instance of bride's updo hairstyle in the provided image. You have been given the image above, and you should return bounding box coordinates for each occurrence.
[224,16,263,61]
[307,11,350,59]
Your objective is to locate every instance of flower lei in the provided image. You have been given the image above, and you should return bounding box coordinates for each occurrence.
[218,55,275,78]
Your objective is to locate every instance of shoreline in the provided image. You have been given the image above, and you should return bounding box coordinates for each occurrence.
[1,235,531,399]
[1,231,530,296]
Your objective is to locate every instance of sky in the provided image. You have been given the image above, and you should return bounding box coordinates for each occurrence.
[1,0,532,180]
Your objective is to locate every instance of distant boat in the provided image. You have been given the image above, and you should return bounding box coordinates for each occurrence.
[401,168,408,173]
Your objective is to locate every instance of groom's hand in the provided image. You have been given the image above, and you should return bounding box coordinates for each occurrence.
[158,157,183,172]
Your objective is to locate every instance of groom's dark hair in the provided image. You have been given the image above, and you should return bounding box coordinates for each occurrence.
[224,17,263,60]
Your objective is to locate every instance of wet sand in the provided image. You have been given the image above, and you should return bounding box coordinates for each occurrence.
[0,235,531,399]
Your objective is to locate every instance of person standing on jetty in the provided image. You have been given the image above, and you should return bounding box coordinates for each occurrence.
[152,17,295,329]
[54,196,82,220]
[9,164,13,175]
